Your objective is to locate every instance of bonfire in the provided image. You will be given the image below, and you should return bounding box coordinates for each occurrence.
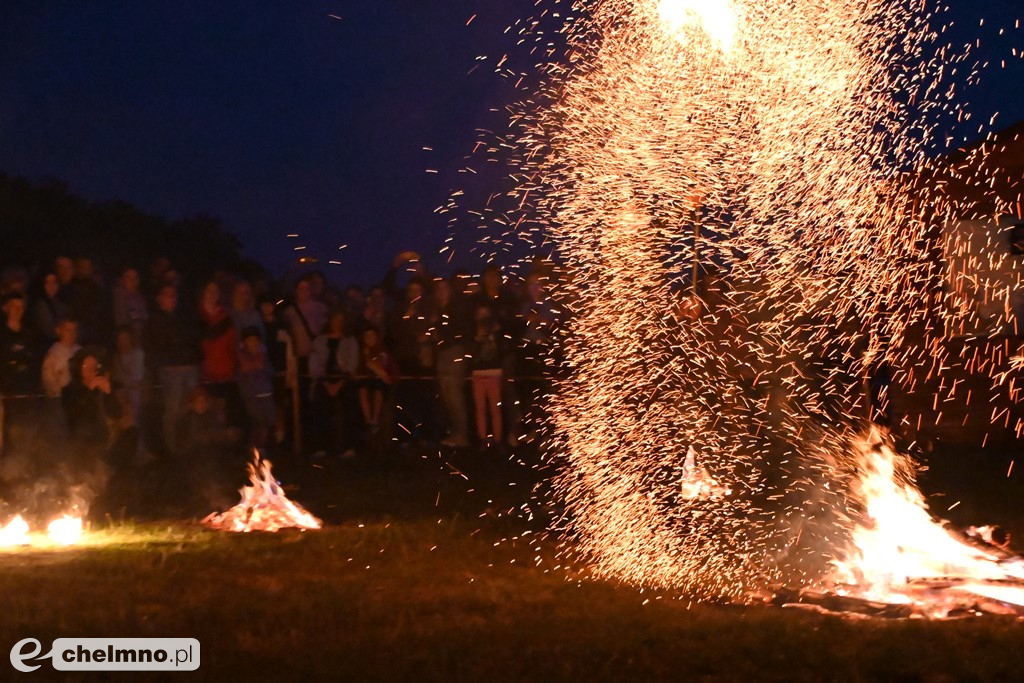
[778,430,1024,619]
[203,454,322,533]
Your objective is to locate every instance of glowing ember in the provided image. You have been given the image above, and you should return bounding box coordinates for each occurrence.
[0,515,30,547]
[47,515,84,547]
[203,455,322,533]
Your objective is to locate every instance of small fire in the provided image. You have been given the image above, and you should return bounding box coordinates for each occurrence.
[203,454,322,533]
[680,447,730,501]
[0,513,85,549]
[47,515,84,546]
[0,515,30,547]
[815,430,1024,618]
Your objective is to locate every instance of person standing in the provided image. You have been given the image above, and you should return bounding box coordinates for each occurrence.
[0,292,39,455]
[356,327,398,435]
[468,305,507,449]
[41,319,81,399]
[432,277,472,448]
[144,285,201,455]
[112,267,148,342]
[237,327,276,450]
[198,281,241,429]
[30,271,68,348]
[309,310,359,457]
[63,257,109,346]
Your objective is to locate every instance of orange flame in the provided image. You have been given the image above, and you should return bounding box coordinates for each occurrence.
[827,430,1024,617]
[203,454,322,533]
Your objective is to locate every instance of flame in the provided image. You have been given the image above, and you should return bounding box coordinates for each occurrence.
[826,431,1024,617]
[203,454,322,533]
[657,0,737,53]
[47,515,84,546]
[680,447,731,501]
[0,515,30,547]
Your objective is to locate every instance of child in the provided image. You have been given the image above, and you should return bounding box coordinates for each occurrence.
[111,325,145,430]
[237,326,276,449]
[41,318,81,398]
[356,328,398,434]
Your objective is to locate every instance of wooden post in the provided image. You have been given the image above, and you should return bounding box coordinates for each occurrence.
[291,374,302,456]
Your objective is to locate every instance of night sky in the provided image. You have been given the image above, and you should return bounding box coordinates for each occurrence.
[1,1,1023,286]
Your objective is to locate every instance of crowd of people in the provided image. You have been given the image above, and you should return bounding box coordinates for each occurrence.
[0,251,562,475]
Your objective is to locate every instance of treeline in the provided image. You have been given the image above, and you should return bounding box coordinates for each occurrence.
[0,173,255,280]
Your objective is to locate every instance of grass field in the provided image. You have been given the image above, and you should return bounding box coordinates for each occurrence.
[1,440,1023,682]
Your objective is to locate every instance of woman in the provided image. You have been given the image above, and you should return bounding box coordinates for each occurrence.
[30,271,68,347]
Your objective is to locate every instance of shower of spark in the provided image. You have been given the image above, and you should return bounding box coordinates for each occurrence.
[444,0,1024,612]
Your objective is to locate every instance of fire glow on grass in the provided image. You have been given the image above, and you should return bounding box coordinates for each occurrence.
[445,0,1024,616]
[203,455,321,533]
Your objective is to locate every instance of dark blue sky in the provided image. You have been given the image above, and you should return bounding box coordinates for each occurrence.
[1,1,1022,285]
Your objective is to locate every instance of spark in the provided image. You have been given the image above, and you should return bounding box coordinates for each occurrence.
[443,0,1024,613]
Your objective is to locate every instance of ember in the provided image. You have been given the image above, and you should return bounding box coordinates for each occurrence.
[203,454,322,533]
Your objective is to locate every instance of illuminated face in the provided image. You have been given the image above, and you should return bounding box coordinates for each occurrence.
[122,269,140,292]
[59,321,79,345]
[202,282,221,307]
[4,298,24,322]
[44,274,59,299]
[657,0,737,53]
[157,287,178,313]
[81,355,99,384]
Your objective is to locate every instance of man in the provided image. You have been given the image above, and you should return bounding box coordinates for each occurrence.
[144,285,201,454]
[0,292,37,397]
[0,292,39,454]
[64,257,109,345]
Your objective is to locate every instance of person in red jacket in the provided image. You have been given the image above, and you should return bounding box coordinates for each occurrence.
[198,281,242,430]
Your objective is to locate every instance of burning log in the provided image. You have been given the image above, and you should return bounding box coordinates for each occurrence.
[203,454,322,533]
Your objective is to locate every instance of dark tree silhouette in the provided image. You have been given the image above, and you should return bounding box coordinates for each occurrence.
[0,173,250,280]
